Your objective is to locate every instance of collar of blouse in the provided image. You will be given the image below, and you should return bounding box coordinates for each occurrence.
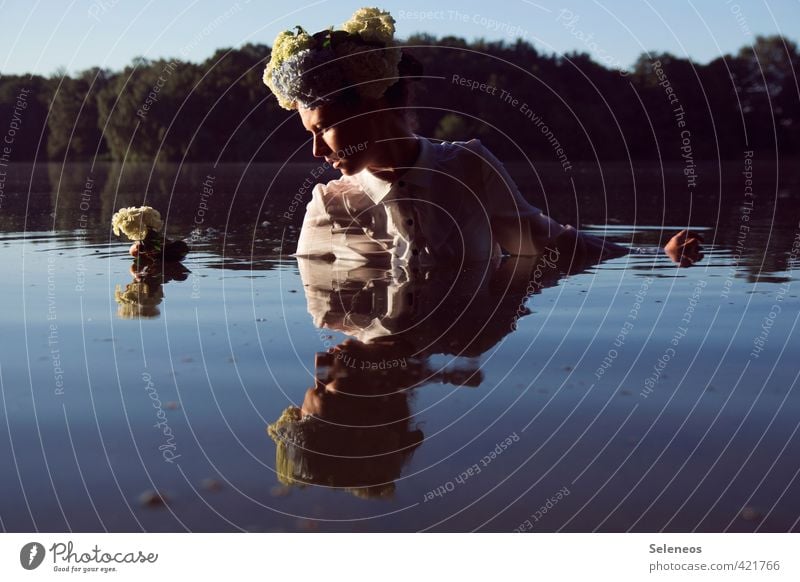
[353,134,434,205]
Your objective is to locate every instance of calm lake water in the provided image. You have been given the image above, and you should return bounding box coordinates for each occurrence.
[1,160,799,532]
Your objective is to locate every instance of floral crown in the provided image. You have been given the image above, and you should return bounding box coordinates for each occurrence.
[263,7,402,110]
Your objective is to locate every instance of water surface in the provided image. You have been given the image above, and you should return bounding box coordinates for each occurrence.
[1,161,798,532]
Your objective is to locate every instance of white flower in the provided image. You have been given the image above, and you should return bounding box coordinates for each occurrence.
[111,206,163,241]
[342,7,396,44]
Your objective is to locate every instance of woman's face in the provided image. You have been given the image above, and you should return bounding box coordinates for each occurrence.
[298,101,378,175]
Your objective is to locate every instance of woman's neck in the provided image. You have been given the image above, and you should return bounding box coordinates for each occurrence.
[366,132,420,184]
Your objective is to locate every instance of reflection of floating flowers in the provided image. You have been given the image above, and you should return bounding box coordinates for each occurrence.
[114,282,163,319]
[111,206,163,242]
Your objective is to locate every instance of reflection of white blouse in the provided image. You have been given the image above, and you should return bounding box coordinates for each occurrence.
[296,256,535,348]
[293,134,569,267]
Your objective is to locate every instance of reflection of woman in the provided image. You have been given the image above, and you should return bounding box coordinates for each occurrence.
[267,341,431,499]
[263,7,703,269]
[296,252,563,353]
[266,255,558,497]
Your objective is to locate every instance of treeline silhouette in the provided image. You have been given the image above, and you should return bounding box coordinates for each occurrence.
[0,34,797,163]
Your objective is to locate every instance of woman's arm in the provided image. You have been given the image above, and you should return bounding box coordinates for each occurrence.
[492,215,628,274]
[471,139,704,268]
[473,138,626,264]
[548,224,629,266]
[490,213,565,256]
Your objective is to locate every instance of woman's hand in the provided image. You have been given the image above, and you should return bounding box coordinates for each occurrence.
[665,229,704,267]
[129,240,157,262]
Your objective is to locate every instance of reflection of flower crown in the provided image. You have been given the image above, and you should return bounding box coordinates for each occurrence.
[263,7,402,110]
[267,404,423,499]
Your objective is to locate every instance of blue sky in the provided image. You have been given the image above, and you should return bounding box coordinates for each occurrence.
[2,0,799,76]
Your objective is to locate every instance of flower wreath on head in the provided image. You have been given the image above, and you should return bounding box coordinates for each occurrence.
[263,7,402,110]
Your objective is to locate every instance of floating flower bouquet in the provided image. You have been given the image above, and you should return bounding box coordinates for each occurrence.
[111,206,188,262]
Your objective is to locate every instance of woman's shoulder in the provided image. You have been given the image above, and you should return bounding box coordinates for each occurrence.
[426,135,489,162]
[421,136,506,189]
[423,136,504,180]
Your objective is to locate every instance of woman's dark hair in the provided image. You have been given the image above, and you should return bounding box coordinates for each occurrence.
[328,50,423,132]
[383,50,424,129]
[384,50,424,107]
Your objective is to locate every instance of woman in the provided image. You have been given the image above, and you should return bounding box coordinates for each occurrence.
[263,8,702,268]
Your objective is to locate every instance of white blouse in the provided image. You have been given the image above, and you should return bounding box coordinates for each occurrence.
[293,134,571,268]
